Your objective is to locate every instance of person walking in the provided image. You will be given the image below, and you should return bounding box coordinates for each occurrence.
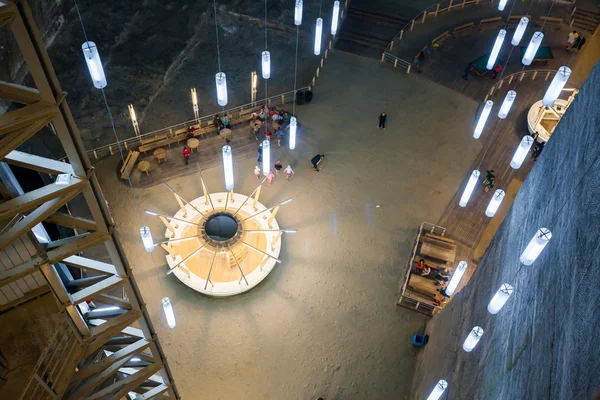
[284,165,294,180]
[182,146,191,165]
[566,30,579,50]
[463,62,474,80]
[378,112,387,130]
[254,165,261,179]
[276,129,284,146]
[311,154,325,172]
[265,130,272,141]
[274,160,282,175]
[266,170,275,185]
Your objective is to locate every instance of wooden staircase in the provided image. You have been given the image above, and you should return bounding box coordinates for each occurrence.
[571,7,600,34]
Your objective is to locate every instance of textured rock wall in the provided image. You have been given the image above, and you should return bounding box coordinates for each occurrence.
[410,60,600,400]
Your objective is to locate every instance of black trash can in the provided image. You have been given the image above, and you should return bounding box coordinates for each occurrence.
[304,90,313,103]
[295,90,305,105]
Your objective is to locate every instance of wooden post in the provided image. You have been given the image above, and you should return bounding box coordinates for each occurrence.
[400,29,404,40]
[570,18,575,26]
[394,59,398,68]
[159,216,176,234]
[462,0,466,8]
[320,58,324,68]
[316,67,320,78]
[390,40,394,50]
[449,0,454,10]
[545,71,551,80]
[268,206,280,227]
[532,71,538,80]
[329,40,332,49]
[571,6,577,16]
[381,52,385,62]
[519,72,525,81]
[93,151,97,159]
[410,19,415,31]
[325,49,328,59]
[160,244,177,261]
[124,142,128,150]
[508,75,514,85]
[484,94,489,103]
[312,77,316,87]
[271,231,283,251]
[109,146,113,155]
[422,11,427,23]
[253,185,262,211]
[498,80,503,89]
[435,4,440,16]
[407,64,412,73]
[173,193,187,217]
[281,94,285,104]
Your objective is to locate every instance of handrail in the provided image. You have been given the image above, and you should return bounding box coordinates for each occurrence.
[382,52,412,71]
[482,69,557,103]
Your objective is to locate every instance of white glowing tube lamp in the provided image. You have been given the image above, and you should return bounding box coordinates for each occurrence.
[474,100,493,139]
[487,29,506,70]
[262,139,270,176]
[498,90,516,119]
[294,0,303,25]
[510,135,534,169]
[463,326,484,352]
[162,297,176,328]
[191,88,198,113]
[426,380,448,400]
[215,72,228,106]
[261,51,271,79]
[252,71,258,90]
[459,170,480,207]
[314,18,323,55]
[128,104,138,124]
[511,17,529,46]
[446,261,467,296]
[520,228,552,265]
[289,116,297,150]
[331,1,340,35]
[222,145,234,191]
[82,41,107,89]
[498,0,508,10]
[522,32,543,66]
[487,283,513,314]
[542,66,571,107]
[485,189,505,217]
[140,226,154,252]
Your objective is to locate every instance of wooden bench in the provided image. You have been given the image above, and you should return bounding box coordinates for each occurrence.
[536,16,563,28]
[120,150,139,180]
[431,31,450,46]
[454,22,475,36]
[140,134,168,146]
[478,16,503,30]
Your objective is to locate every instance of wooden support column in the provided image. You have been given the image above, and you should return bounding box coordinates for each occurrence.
[173,193,187,217]
[200,177,210,205]
[159,216,176,234]
[253,185,262,211]
[267,206,280,227]
[161,243,177,261]
[271,231,283,251]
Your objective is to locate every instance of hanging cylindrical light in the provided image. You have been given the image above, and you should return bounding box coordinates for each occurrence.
[426,380,448,400]
[314,18,323,55]
[331,1,340,35]
[487,283,513,314]
[487,29,506,70]
[498,90,517,119]
[215,72,228,106]
[522,32,544,65]
[294,0,303,25]
[445,261,467,296]
[459,170,480,207]
[222,145,234,190]
[162,297,176,328]
[542,66,571,107]
[261,51,271,79]
[485,189,505,217]
[82,41,107,89]
[289,116,297,150]
[191,88,199,120]
[463,326,484,352]
[262,139,270,176]
[510,135,534,169]
[520,227,552,265]
[251,71,258,102]
[140,226,154,252]
[473,100,493,139]
[511,17,529,46]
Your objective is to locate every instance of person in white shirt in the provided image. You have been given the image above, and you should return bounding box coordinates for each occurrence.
[284,165,294,180]
[254,165,261,180]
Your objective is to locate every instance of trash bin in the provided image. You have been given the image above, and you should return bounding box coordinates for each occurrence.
[304,90,313,103]
[412,334,429,347]
[295,90,305,105]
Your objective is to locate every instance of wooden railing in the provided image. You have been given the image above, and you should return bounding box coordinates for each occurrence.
[483,69,558,103]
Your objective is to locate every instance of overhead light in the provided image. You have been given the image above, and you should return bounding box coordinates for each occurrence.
[162,297,176,328]
[222,145,234,191]
[140,226,154,252]
[215,72,228,106]
[487,283,513,314]
[82,41,107,89]
[283,229,298,233]
[520,228,551,265]
[331,1,340,35]
[279,198,293,205]
[289,116,297,150]
[498,90,517,119]
[474,100,493,139]
[522,32,543,65]
[426,380,448,400]
[459,170,480,207]
[463,326,484,352]
[262,139,271,176]
[511,17,528,46]
[55,173,72,185]
[144,210,159,216]
[294,0,303,25]
[314,18,323,55]
[498,0,508,10]
[542,66,571,107]
[261,51,271,79]
[510,135,534,169]
[445,261,467,296]
[487,29,506,70]
[485,189,505,217]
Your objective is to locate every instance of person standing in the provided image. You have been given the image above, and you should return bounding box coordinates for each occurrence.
[266,170,275,185]
[254,165,261,180]
[276,129,284,146]
[284,165,294,180]
[463,62,474,80]
[378,112,387,130]
[575,36,586,52]
[566,30,579,50]
[182,146,191,165]
[274,160,282,175]
[265,130,272,141]
[492,63,503,79]
[311,154,325,171]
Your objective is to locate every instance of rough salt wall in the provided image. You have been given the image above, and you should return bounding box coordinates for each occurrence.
[410,60,600,400]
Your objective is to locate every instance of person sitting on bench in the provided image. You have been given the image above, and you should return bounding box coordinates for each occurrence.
[222,113,231,129]
[213,115,224,132]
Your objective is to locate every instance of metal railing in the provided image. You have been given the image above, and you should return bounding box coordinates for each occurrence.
[381,51,412,72]
[483,69,558,103]
[86,87,309,161]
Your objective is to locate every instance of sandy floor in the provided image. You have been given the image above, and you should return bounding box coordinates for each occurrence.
[95,51,482,399]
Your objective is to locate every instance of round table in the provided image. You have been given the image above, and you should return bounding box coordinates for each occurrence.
[153,148,167,164]
[187,138,200,152]
[220,128,232,141]
[137,160,151,175]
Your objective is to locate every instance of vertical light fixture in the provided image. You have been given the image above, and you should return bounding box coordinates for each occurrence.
[426,380,448,400]
[262,139,270,176]
[511,17,529,46]
[289,116,297,150]
[520,228,552,265]
[251,71,258,103]
[215,72,228,106]
[510,135,534,169]
[191,88,199,121]
[487,29,506,70]
[162,297,176,328]
[473,100,493,139]
[542,66,571,107]
[128,104,141,137]
[462,326,484,352]
[222,145,234,190]
[82,41,107,89]
[445,261,467,296]
[262,51,271,79]
[140,226,154,252]
[485,189,505,217]
[498,0,508,11]
[522,32,543,65]
[331,1,340,35]
[487,283,513,314]
[498,90,517,119]
[314,18,323,55]
[459,170,480,207]
[294,0,303,25]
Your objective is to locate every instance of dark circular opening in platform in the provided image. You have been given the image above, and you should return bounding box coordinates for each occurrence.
[204,213,239,241]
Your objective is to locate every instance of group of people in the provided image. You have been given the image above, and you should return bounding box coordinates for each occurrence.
[566,30,586,52]
[251,106,292,145]
[415,259,451,286]
[213,113,231,132]
[254,162,295,184]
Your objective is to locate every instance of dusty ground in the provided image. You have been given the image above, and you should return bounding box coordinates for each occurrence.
[95,51,482,399]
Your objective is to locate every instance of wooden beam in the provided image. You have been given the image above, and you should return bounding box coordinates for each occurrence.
[0,115,53,159]
[89,309,141,337]
[87,320,144,339]
[92,362,162,400]
[4,150,74,175]
[65,354,133,400]
[92,293,132,310]
[45,212,97,232]
[46,231,109,264]
[138,384,169,399]
[0,285,50,313]
[0,256,45,285]
[63,255,117,276]
[0,101,57,135]
[0,80,41,104]
[70,275,124,304]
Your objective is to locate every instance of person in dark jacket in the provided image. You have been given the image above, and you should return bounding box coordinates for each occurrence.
[311,154,325,172]
[378,112,387,130]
